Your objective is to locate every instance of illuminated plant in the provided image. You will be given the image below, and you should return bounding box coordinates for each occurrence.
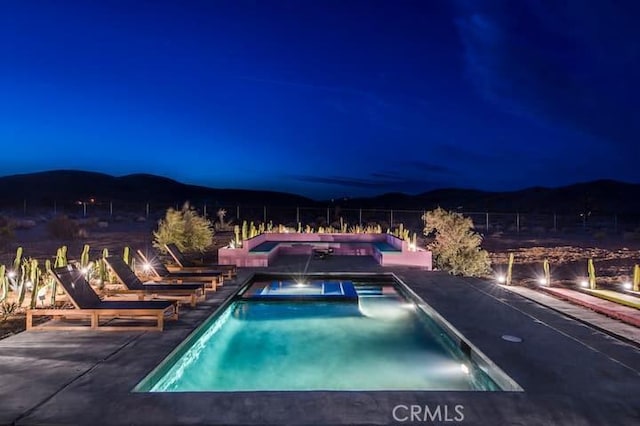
[422,207,491,277]
[80,244,90,269]
[241,220,248,241]
[588,258,596,290]
[505,253,514,286]
[633,264,639,292]
[153,202,214,253]
[0,265,7,303]
[55,246,68,268]
[543,259,550,285]
[28,259,41,309]
[234,225,241,247]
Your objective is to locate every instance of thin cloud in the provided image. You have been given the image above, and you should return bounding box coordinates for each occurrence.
[454,0,640,153]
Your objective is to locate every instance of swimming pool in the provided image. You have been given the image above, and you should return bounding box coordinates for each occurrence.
[135,273,521,392]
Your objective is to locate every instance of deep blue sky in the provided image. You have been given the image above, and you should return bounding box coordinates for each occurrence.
[1,0,639,199]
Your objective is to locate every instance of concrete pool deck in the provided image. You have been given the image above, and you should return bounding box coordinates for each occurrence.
[1,255,639,425]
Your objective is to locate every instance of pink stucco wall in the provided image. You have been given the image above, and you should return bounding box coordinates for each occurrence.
[217,232,432,269]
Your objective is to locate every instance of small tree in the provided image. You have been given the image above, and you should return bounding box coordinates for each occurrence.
[153,202,214,253]
[216,208,228,231]
[422,207,491,277]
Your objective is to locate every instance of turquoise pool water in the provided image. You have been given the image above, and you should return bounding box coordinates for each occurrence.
[249,241,400,252]
[139,276,503,392]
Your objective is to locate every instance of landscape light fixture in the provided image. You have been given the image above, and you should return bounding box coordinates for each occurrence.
[7,270,16,279]
[143,263,152,272]
[537,277,548,286]
[580,279,589,288]
[623,281,632,290]
[496,274,506,284]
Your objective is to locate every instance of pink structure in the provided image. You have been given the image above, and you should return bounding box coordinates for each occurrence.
[218,232,432,269]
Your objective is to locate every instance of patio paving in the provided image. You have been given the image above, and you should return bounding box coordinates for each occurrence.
[0,255,639,425]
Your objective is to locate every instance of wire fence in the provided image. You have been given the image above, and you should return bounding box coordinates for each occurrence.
[2,200,639,236]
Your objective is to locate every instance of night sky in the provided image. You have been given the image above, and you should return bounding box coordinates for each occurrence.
[2,0,639,199]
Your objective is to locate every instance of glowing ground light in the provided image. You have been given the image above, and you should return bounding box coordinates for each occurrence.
[81,267,90,275]
[7,271,16,279]
[580,280,589,288]
[460,364,470,375]
[623,282,632,290]
[537,277,548,285]
[143,263,152,272]
[496,275,506,284]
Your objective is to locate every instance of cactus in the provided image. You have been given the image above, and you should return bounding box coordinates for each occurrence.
[543,259,550,286]
[123,246,131,266]
[54,246,68,268]
[305,224,311,234]
[97,248,110,288]
[506,253,514,286]
[267,221,273,232]
[588,258,596,290]
[233,225,240,247]
[633,264,640,292]
[0,265,7,303]
[411,232,417,248]
[28,259,41,309]
[80,244,90,268]
[16,261,27,307]
[241,220,248,241]
[44,259,57,306]
[297,222,302,233]
[12,247,23,276]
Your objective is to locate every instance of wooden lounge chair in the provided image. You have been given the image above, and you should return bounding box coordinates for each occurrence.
[103,256,206,308]
[164,243,237,278]
[137,249,222,290]
[27,266,178,331]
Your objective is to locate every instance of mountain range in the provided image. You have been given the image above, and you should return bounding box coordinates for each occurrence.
[1,170,639,214]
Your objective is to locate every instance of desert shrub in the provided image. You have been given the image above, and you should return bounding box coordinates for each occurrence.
[0,216,14,248]
[422,207,491,277]
[47,215,79,240]
[1,301,18,321]
[153,202,214,253]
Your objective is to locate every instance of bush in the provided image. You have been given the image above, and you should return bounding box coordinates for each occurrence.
[47,215,79,240]
[422,207,491,277]
[153,202,214,253]
[0,216,14,248]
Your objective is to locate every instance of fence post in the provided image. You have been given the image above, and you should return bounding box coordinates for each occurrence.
[146,202,150,218]
[53,200,57,215]
[359,208,362,226]
[390,210,394,228]
[553,213,557,232]
[83,202,87,217]
[109,201,113,217]
[23,199,27,216]
[236,205,240,220]
[485,212,489,233]
[263,206,267,223]
[203,203,207,218]
[516,212,520,233]
[296,207,300,224]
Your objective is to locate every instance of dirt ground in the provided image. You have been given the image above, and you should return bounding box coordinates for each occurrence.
[1,223,639,338]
